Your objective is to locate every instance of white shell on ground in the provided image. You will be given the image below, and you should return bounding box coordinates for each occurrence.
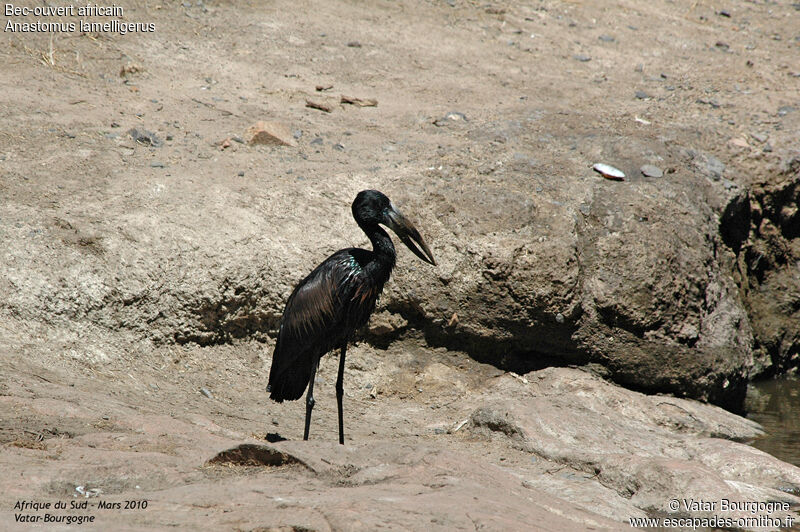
[593,163,625,181]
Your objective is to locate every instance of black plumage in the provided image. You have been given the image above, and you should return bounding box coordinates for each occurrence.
[267,190,436,444]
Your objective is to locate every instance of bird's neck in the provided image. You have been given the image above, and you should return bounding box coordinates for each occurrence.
[364,224,396,273]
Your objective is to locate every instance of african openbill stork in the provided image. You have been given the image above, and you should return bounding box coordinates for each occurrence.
[267,190,436,444]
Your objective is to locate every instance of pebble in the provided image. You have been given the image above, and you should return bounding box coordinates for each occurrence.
[237,171,245,177]
[640,164,663,178]
[310,137,323,145]
[333,143,345,151]
[247,121,297,147]
[150,161,165,168]
[778,105,795,117]
[573,54,592,62]
[347,41,362,48]
[751,132,768,143]
[593,163,625,181]
[635,91,651,100]
[128,128,163,147]
[292,130,303,139]
[555,313,565,323]
[433,111,468,126]
[696,98,720,109]
[598,34,615,42]
[729,137,749,148]
[705,155,725,178]
[200,387,213,399]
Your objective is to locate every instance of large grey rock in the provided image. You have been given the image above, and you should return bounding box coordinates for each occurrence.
[468,368,800,524]
[0,130,762,409]
[384,135,757,409]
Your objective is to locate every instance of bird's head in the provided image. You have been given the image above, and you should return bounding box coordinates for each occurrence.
[353,190,436,266]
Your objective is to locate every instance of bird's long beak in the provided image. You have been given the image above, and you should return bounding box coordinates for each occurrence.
[384,203,436,266]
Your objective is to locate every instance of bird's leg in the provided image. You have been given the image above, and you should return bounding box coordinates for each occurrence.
[336,344,347,445]
[303,359,319,441]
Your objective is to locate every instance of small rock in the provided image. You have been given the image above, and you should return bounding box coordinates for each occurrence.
[292,130,303,139]
[150,161,165,168]
[640,164,663,178]
[305,99,333,113]
[200,387,213,399]
[433,111,468,126]
[729,137,749,148]
[718,9,731,17]
[368,310,408,335]
[750,132,768,143]
[705,155,725,178]
[310,137,323,145]
[763,143,773,153]
[237,171,245,177]
[696,98,720,109]
[246,121,297,147]
[346,41,362,48]
[128,128,163,147]
[341,95,378,107]
[635,90,651,100]
[777,105,796,117]
[555,313,565,324]
[333,143,345,151]
[119,63,142,77]
[715,41,730,50]
[573,54,592,62]
[448,313,459,327]
[598,34,615,42]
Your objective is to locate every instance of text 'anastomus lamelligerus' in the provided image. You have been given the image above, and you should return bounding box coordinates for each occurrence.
[267,190,436,444]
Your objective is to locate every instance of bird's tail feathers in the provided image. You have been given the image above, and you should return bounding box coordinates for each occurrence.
[267,363,311,402]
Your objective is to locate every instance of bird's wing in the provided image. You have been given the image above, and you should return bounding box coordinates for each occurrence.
[267,253,354,401]
[280,264,341,341]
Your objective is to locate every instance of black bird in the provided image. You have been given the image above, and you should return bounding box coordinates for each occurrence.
[267,190,436,444]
